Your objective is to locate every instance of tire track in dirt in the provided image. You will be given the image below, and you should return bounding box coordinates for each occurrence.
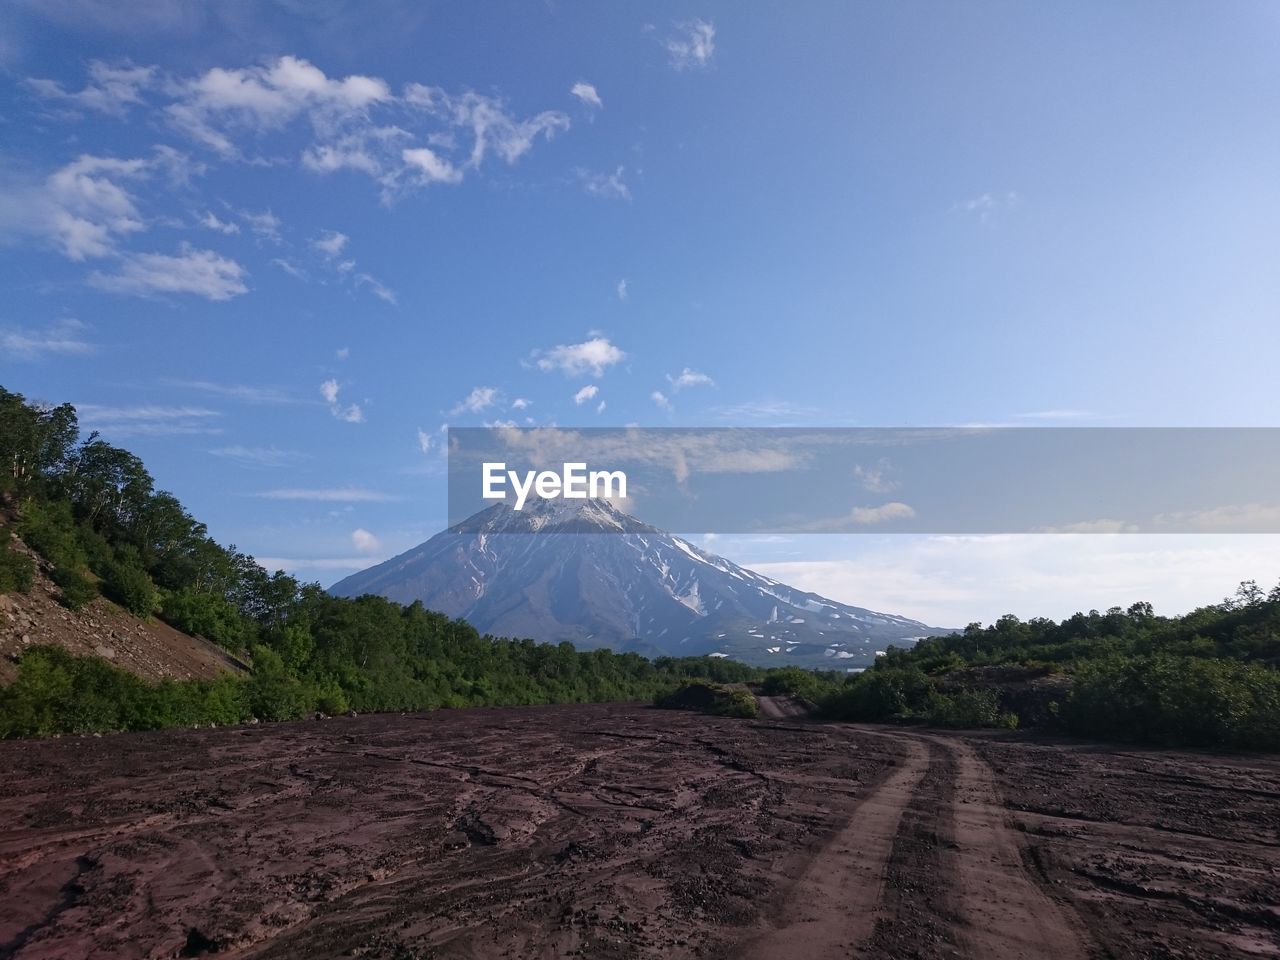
[927,734,1094,960]
[736,734,929,960]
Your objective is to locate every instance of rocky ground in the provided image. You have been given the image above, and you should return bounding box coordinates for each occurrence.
[0,704,1276,959]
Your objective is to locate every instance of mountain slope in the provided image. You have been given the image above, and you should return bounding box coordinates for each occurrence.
[330,499,949,668]
[0,527,246,685]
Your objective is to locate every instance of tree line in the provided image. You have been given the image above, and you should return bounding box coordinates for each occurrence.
[0,385,769,737]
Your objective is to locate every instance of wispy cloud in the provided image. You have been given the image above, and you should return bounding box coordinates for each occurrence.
[651,390,673,412]
[311,229,349,257]
[255,487,398,502]
[954,191,1018,224]
[164,379,301,404]
[570,82,603,109]
[451,386,500,414]
[320,379,364,422]
[616,278,628,301]
[356,271,397,304]
[76,403,221,437]
[576,166,631,201]
[199,210,239,234]
[663,19,716,70]
[1,319,94,359]
[667,367,714,391]
[853,459,898,493]
[531,336,625,377]
[572,384,599,405]
[28,60,156,117]
[209,445,309,468]
[89,244,248,300]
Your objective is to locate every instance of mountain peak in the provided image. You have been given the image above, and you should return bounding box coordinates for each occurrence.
[453,497,653,535]
[334,501,950,668]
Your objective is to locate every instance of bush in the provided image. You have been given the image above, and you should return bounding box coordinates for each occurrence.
[161,587,245,649]
[655,680,758,718]
[101,560,159,617]
[822,665,933,721]
[1065,654,1280,750]
[926,687,1018,729]
[0,646,251,737]
[0,531,35,593]
[51,565,97,610]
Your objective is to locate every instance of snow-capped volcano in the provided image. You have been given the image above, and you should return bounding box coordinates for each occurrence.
[329,498,949,668]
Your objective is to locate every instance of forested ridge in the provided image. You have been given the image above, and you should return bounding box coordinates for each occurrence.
[0,385,767,737]
[818,586,1280,749]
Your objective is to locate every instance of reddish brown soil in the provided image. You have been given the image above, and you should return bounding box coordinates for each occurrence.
[0,706,1277,960]
[0,532,243,685]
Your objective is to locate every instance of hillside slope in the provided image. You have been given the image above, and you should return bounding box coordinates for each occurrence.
[0,529,245,685]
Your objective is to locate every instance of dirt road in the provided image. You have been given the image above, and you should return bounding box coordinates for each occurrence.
[1,705,1277,959]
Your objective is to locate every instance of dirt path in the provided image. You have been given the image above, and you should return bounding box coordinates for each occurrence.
[2,706,1276,959]
[737,736,929,959]
[932,735,1092,959]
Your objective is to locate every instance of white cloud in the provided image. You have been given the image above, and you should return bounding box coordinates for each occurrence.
[76,403,221,437]
[616,278,628,300]
[651,390,673,412]
[271,258,307,280]
[336,346,350,360]
[28,60,156,117]
[168,55,392,156]
[351,527,382,553]
[311,229,348,257]
[572,384,599,405]
[356,272,397,304]
[510,397,532,410]
[451,386,500,414]
[209,445,307,468]
[667,367,714,391]
[596,400,606,414]
[45,154,149,260]
[532,336,625,377]
[416,428,434,453]
[320,379,364,422]
[240,208,282,242]
[401,146,464,185]
[749,534,1280,629]
[200,211,239,234]
[255,487,398,502]
[577,166,631,201]
[1,319,94,359]
[570,82,603,109]
[403,85,570,169]
[850,502,916,525]
[89,244,248,300]
[853,460,897,494]
[664,20,716,70]
[954,191,1018,224]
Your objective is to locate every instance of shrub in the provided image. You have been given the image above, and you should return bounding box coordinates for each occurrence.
[926,687,1018,729]
[51,565,97,610]
[101,560,160,617]
[161,587,245,649]
[1065,654,1280,750]
[0,531,35,593]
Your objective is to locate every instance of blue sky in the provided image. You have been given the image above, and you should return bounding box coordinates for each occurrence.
[2,1,1278,625]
